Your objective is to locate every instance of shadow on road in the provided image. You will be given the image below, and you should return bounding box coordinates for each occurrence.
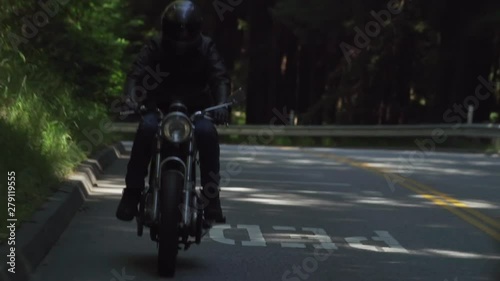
[114,252,208,278]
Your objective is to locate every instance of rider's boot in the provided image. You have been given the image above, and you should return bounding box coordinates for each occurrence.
[116,188,141,221]
[204,194,225,223]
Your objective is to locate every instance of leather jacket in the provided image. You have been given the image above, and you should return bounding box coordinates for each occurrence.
[124,34,231,113]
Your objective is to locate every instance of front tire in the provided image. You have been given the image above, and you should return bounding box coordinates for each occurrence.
[158,169,183,277]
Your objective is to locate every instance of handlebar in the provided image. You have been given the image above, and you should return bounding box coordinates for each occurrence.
[119,105,148,116]
[119,86,244,118]
[119,101,232,123]
[120,110,136,116]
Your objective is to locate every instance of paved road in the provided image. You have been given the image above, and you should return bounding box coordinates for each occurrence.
[29,142,500,281]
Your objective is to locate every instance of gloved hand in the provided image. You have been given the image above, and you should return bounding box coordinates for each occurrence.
[212,106,229,125]
[124,97,139,112]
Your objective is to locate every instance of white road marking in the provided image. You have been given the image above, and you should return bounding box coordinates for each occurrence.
[238,225,267,247]
[207,225,407,253]
[302,228,338,250]
[345,237,383,252]
[209,225,235,245]
[208,224,267,247]
[272,226,307,248]
[345,231,409,253]
[372,230,409,253]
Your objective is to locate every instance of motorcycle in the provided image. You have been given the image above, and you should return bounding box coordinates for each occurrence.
[120,88,244,277]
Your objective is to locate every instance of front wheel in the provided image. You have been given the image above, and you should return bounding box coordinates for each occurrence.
[158,169,183,277]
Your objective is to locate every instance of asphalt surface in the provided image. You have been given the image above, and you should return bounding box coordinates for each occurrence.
[29,142,500,281]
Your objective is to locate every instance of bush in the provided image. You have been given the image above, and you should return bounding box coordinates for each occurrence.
[490,112,499,123]
[0,0,134,239]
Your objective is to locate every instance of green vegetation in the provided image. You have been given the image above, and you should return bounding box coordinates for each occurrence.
[491,112,499,123]
[0,0,138,240]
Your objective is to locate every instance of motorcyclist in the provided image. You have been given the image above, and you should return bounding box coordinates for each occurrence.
[116,0,229,223]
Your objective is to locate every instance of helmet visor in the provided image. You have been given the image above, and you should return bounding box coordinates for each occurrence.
[163,21,200,42]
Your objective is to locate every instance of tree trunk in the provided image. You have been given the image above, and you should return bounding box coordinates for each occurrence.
[393,25,416,124]
[245,0,276,124]
[282,30,299,116]
[461,31,496,122]
[274,23,289,114]
[312,47,327,124]
[297,44,313,114]
[213,10,241,72]
[434,1,466,122]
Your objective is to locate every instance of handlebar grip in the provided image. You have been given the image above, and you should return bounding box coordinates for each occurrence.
[120,110,136,116]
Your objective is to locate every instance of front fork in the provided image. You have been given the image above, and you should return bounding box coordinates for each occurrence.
[150,129,197,229]
[144,131,162,224]
[183,139,195,226]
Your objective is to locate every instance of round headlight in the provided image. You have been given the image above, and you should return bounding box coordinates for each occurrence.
[162,113,192,143]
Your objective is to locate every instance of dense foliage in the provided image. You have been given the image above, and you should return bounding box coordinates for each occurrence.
[198,0,500,124]
[0,0,140,229]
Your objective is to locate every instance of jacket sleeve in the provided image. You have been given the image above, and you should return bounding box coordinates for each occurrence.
[123,38,158,104]
[206,39,231,105]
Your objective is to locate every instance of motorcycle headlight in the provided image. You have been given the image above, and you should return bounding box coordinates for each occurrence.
[162,112,192,143]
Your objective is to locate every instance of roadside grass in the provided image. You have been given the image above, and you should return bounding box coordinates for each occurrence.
[0,88,119,244]
[0,0,132,244]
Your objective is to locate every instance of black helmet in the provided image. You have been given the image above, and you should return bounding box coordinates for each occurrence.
[161,0,203,55]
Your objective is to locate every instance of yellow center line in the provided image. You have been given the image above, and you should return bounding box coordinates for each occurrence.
[418,192,500,241]
[402,176,500,231]
[309,152,500,242]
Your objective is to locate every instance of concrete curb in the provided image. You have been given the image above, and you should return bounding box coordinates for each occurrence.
[0,142,127,281]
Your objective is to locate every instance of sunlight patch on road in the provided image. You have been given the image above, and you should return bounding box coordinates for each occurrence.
[365,162,489,176]
[225,157,255,161]
[410,195,500,210]
[222,187,259,192]
[286,159,317,164]
[353,197,425,208]
[284,159,344,166]
[233,197,332,207]
[295,190,349,196]
[95,182,125,189]
[90,188,123,195]
[229,178,351,187]
[239,170,324,177]
[420,249,500,260]
[447,200,499,210]
[235,197,304,206]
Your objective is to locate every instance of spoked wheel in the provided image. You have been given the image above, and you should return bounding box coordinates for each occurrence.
[158,169,183,277]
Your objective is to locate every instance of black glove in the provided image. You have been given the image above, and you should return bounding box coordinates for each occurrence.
[212,106,229,125]
[124,97,152,117]
[124,97,139,112]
